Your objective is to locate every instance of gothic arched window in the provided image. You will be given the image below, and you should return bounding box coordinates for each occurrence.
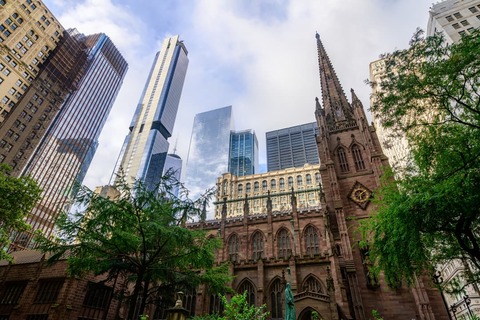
[237,280,256,306]
[279,178,285,189]
[251,232,264,261]
[304,225,320,256]
[302,276,324,294]
[306,174,312,185]
[271,179,277,189]
[352,144,366,171]
[209,294,224,315]
[277,228,292,259]
[337,147,349,172]
[270,279,283,319]
[228,234,239,262]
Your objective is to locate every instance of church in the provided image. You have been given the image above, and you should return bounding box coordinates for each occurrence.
[187,33,449,320]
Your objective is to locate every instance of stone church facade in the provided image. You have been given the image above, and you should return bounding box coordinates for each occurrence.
[188,34,449,320]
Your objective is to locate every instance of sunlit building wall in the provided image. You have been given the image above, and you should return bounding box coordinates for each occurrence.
[114,35,188,191]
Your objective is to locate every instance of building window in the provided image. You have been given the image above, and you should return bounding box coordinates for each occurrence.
[453,12,463,19]
[469,6,478,13]
[296,175,303,186]
[262,180,267,190]
[228,234,239,262]
[34,279,64,303]
[270,279,283,319]
[270,179,276,189]
[460,19,470,26]
[304,225,320,256]
[277,228,292,259]
[246,183,251,193]
[337,147,349,172]
[237,184,243,193]
[0,281,27,304]
[352,144,365,170]
[82,282,112,310]
[445,15,454,22]
[287,176,293,187]
[237,280,255,306]
[251,232,264,261]
[279,178,285,189]
[209,294,224,315]
[452,23,461,29]
[302,276,324,294]
[254,181,259,192]
[305,174,312,185]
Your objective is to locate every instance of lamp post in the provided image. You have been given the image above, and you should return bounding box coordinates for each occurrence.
[432,270,453,320]
[289,219,297,257]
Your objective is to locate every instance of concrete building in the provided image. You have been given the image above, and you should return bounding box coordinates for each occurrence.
[114,35,188,190]
[184,105,233,199]
[228,129,258,177]
[266,122,319,172]
[10,33,127,248]
[427,0,480,43]
[214,164,322,219]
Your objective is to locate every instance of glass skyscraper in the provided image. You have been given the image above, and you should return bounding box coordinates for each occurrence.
[184,106,233,198]
[114,35,188,190]
[266,122,319,171]
[228,130,258,176]
[14,33,128,247]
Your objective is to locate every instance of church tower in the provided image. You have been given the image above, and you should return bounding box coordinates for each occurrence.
[314,33,448,319]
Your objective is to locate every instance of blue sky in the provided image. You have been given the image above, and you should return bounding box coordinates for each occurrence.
[43,0,432,190]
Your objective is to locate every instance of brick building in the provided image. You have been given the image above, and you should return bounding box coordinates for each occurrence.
[0,250,123,320]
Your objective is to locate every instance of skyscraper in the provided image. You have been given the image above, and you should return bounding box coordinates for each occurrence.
[427,0,480,43]
[266,122,319,172]
[114,35,188,190]
[163,153,182,197]
[184,106,233,198]
[12,33,127,248]
[228,130,258,176]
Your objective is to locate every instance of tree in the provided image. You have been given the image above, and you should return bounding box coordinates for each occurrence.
[191,291,269,320]
[0,164,41,260]
[362,29,480,289]
[35,173,232,319]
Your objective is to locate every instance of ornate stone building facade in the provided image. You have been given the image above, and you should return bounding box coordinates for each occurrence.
[214,164,322,219]
[186,34,450,320]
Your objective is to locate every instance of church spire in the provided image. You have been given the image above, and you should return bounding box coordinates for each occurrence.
[316,32,354,125]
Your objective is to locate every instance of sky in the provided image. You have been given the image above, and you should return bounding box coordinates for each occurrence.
[42,0,433,191]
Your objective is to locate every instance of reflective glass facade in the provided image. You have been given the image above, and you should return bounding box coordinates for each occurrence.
[163,153,182,197]
[16,33,128,246]
[228,130,258,176]
[115,36,188,190]
[266,122,319,171]
[184,106,233,198]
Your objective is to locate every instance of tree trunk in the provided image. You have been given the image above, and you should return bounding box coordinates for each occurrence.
[127,269,145,320]
[138,276,151,317]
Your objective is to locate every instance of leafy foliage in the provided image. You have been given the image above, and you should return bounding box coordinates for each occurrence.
[0,164,41,260]
[363,29,480,289]
[36,172,232,318]
[191,291,269,320]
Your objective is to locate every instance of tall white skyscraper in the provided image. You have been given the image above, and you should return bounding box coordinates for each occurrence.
[114,36,188,190]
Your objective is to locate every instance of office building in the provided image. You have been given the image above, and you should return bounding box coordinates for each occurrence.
[0,0,64,125]
[266,122,319,171]
[10,33,127,248]
[163,153,182,197]
[228,129,258,177]
[427,0,480,43]
[214,164,321,218]
[114,35,188,190]
[0,29,88,175]
[184,106,233,198]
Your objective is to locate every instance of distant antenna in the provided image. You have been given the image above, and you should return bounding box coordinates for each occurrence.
[173,137,179,155]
